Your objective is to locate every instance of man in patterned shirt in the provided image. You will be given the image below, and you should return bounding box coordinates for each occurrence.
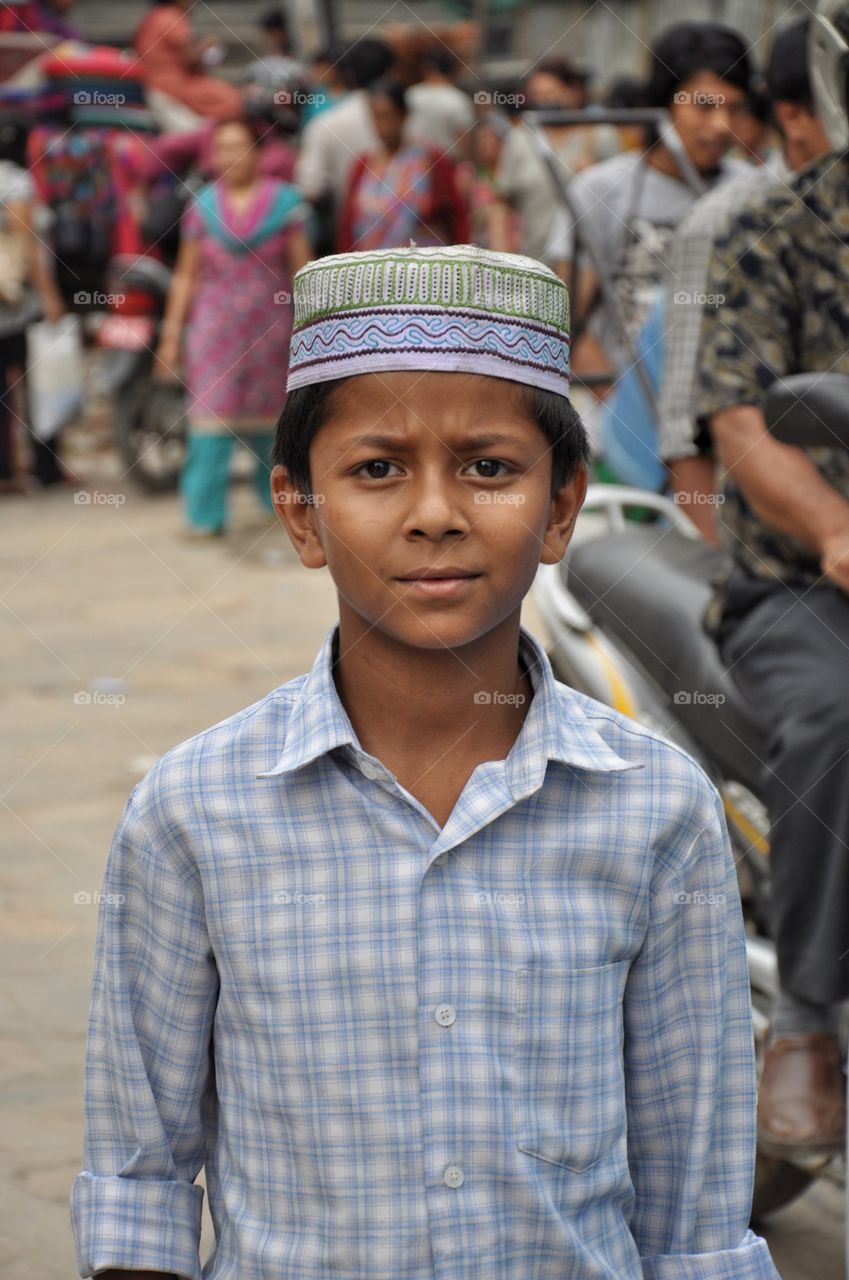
[696,0,849,1166]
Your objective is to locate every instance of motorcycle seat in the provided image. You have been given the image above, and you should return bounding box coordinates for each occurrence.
[566,524,764,793]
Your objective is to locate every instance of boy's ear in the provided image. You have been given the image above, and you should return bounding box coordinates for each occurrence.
[270,465,328,570]
[539,462,588,566]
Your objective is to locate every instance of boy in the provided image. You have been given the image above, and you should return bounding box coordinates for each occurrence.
[70,244,780,1279]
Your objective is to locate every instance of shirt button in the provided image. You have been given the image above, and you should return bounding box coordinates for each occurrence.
[443,1163,464,1188]
[434,1003,456,1027]
[359,760,382,781]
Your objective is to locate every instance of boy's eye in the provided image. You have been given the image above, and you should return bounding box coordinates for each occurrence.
[467,458,509,478]
[353,459,402,479]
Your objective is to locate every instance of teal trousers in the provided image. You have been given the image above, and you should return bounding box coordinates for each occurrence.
[180,430,275,531]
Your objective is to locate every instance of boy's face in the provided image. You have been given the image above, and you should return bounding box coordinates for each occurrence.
[272,371,586,652]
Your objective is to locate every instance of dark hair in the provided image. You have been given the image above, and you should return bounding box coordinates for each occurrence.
[743,77,772,125]
[260,7,288,33]
[645,22,753,107]
[338,38,393,90]
[765,19,815,111]
[604,76,647,110]
[529,58,588,93]
[272,378,589,498]
[421,49,458,79]
[367,77,408,115]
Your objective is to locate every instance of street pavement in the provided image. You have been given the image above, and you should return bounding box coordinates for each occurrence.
[1,437,844,1279]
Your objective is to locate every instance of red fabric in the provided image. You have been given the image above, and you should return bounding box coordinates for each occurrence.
[336,146,470,253]
[133,5,241,120]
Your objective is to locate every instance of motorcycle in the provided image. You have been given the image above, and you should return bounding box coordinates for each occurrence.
[533,371,849,1221]
[97,252,188,493]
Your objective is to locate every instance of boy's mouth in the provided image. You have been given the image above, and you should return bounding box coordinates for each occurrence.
[394,568,483,598]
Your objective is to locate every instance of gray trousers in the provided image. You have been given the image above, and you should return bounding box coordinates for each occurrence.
[715,569,849,1006]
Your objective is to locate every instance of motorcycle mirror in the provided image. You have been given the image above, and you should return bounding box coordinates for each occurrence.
[764,372,849,448]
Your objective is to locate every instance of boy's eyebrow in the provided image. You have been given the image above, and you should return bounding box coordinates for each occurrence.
[345,431,530,451]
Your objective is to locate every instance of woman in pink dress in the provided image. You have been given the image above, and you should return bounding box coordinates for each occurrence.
[134,0,242,120]
[155,117,313,536]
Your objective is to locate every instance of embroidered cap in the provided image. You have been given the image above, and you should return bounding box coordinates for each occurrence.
[286,243,571,398]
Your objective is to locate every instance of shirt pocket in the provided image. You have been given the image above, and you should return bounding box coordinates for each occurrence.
[511,958,630,1173]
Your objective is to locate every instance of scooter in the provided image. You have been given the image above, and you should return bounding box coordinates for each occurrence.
[533,372,849,1221]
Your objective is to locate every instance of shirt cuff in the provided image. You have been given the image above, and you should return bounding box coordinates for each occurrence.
[70,1171,204,1280]
[641,1229,782,1280]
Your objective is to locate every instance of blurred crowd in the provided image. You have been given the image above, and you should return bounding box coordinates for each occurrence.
[0,0,831,537]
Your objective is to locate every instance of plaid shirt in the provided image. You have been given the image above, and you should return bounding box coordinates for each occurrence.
[70,623,780,1280]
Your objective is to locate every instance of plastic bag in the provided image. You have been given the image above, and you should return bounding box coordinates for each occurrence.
[26,315,84,441]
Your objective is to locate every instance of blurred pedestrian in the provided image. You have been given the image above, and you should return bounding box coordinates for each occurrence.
[405,49,475,160]
[488,59,620,260]
[154,117,312,537]
[336,79,469,252]
[0,120,66,494]
[134,0,242,121]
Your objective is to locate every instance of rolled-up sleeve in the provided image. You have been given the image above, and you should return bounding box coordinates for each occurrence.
[70,786,219,1280]
[624,784,781,1280]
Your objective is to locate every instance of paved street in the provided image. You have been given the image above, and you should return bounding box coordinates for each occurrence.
[1,433,844,1278]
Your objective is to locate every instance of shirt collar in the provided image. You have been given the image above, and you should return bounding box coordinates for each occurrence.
[257,622,639,791]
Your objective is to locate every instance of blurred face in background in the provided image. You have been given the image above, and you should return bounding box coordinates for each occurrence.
[525,70,585,111]
[210,121,259,185]
[472,122,503,172]
[668,70,748,172]
[370,93,407,153]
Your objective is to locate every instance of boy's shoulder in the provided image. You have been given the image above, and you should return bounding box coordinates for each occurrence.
[551,676,721,815]
[126,673,308,823]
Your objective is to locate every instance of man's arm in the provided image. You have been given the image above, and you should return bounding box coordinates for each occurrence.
[668,454,720,544]
[711,404,849,591]
[70,784,218,1280]
[624,781,781,1279]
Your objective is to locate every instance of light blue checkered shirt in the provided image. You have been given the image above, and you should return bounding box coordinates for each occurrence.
[70,623,781,1280]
